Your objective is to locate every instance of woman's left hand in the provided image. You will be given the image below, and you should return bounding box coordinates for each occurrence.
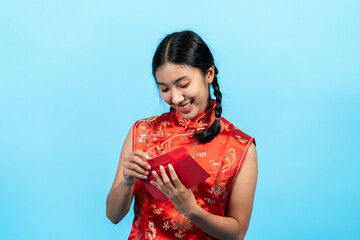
[150,164,199,217]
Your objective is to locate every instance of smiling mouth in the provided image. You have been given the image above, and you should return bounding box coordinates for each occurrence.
[179,102,191,109]
[177,100,193,113]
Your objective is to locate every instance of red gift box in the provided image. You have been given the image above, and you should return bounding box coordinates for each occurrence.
[140,147,210,201]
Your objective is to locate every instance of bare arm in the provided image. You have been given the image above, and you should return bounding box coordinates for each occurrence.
[151,143,258,239]
[106,126,151,224]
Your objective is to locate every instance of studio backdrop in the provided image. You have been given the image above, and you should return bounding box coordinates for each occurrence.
[0,0,359,239]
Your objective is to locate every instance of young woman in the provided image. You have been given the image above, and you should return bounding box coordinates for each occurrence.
[106,31,258,240]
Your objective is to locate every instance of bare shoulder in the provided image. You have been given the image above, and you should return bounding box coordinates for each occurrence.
[122,125,134,153]
[243,143,257,167]
[236,142,258,188]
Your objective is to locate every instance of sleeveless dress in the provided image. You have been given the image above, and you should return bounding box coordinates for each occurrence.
[128,100,255,239]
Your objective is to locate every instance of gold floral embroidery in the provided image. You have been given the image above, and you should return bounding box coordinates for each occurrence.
[138,127,152,146]
[144,232,153,240]
[155,140,172,155]
[220,120,229,131]
[135,137,143,144]
[193,121,209,131]
[150,204,164,215]
[197,152,208,157]
[223,147,236,173]
[209,147,236,202]
[235,135,249,143]
[209,159,221,169]
[174,232,186,238]
[153,208,164,215]
[148,221,157,239]
[163,221,170,230]
[170,211,193,231]
[143,116,158,123]
[162,209,194,238]
[174,101,215,132]
[178,118,192,130]
[214,174,226,199]
[154,124,165,142]
[161,120,171,126]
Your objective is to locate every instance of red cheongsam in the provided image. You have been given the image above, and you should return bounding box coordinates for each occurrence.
[128,99,255,239]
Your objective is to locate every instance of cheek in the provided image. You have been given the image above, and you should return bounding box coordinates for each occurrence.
[190,82,209,98]
[159,92,171,104]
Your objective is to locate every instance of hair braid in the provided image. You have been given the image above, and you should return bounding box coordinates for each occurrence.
[212,67,222,118]
[192,67,222,144]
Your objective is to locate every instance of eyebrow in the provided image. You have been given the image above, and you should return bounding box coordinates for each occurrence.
[157,76,189,86]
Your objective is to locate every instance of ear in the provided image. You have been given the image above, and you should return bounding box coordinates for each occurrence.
[206,65,215,84]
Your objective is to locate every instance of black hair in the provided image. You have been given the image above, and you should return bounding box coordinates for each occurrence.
[152,30,222,144]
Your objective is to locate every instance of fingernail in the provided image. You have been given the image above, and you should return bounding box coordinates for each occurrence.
[152,170,156,175]
[145,171,149,175]
[146,155,151,159]
[168,164,173,168]
[146,164,151,170]
[160,165,164,170]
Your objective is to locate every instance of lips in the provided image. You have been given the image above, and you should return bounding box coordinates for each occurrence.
[179,102,191,109]
[177,100,193,113]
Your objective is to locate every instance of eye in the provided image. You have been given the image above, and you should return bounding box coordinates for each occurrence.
[180,82,190,88]
[160,88,169,93]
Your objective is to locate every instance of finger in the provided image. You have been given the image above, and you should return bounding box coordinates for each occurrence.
[150,172,169,196]
[130,155,151,170]
[151,170,165,187]
[133,150,151,161]
[168,164,182,189]
[124,169,148,180]
[127,162,149,176]
[159,165,175,190]
[128,156,151,171]
[150,179,160,189]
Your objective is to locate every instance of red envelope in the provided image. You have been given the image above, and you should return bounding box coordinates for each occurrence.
[140,147,210,201]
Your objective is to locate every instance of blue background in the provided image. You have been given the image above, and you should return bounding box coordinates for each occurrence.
[1,0,359,239]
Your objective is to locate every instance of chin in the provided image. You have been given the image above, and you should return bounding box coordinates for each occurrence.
[182,112,197,120]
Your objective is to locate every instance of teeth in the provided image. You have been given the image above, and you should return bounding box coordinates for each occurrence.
[180,102,191,109]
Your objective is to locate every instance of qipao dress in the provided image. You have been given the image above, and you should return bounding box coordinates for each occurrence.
[128,100,255,239]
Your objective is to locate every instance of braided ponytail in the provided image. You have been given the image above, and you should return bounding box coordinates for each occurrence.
[212,67,222,119]
[192,67,222,144]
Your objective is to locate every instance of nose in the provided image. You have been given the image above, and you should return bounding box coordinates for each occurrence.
[171,88,185,105]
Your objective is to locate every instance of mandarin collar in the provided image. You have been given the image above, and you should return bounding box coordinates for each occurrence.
[172,99,216,132]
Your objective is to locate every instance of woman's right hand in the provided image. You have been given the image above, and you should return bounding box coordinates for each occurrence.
[122,150,152,186]
[107,127,150,224]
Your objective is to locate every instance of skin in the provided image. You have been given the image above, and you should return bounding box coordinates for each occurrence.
[106,63,258,240]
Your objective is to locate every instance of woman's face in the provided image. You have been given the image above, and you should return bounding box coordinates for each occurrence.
[155,63,214,120]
